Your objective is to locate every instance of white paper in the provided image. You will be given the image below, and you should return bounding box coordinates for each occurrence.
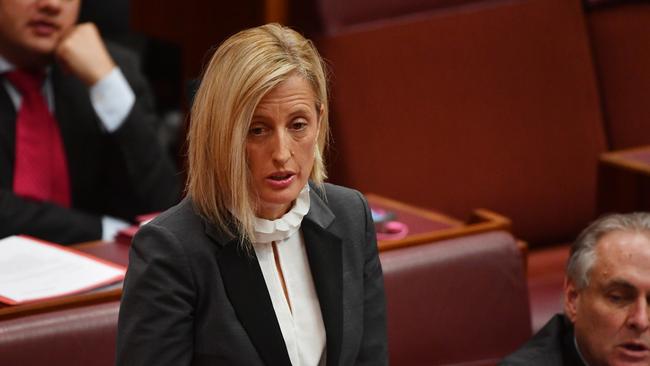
[0,236,126,304]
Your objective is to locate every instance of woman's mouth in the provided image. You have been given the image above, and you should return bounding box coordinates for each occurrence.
[265,173,295,189]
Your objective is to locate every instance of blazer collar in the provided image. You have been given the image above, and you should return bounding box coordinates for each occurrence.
[204,188,343,366]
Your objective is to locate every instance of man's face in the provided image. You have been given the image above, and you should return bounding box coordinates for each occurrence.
[0,0,79,64]
[565,230,650,366]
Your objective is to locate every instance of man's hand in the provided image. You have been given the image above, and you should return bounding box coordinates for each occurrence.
[55,23,116,86]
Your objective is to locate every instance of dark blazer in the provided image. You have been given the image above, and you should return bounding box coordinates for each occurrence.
[500,314,585,366]
[116,183,388,366]
[0,42,180,244]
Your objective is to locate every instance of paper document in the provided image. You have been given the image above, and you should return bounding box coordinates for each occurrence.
[0,236,126,305]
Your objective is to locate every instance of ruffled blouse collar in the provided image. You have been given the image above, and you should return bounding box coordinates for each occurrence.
[252,185,310,243]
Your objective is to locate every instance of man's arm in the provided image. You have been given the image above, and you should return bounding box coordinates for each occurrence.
[55,23,180,219]
[0,189,102,244]
[55,23,115,87]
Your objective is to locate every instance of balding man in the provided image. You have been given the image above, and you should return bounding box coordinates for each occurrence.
[502,212,650,366]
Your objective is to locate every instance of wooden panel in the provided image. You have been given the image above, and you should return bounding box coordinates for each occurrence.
[368,194,512,251]
[599,145,650,213]
[265,0,288,23]
[130,0,265,81]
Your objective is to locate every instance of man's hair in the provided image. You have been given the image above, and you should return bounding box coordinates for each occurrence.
[566,212,650,289]
[185,23,329,246]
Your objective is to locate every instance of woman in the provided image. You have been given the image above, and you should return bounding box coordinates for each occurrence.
[116,24,387,366]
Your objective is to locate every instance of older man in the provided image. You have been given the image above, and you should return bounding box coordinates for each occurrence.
[0,0,179,244]
[501,213,650,365]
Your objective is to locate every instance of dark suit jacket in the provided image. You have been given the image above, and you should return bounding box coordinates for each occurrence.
[0,43,180,244]
[500,314,585,366]
[116,183,388,366]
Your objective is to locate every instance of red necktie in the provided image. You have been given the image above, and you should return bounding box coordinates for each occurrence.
[5,69,71,207]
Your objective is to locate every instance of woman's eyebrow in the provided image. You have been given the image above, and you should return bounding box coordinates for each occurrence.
[290,103,319,115]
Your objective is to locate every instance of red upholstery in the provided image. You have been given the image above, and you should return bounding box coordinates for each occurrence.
[381,230,531,365]
[0,301,119,366]
[587,2,650,149]
[292,0,488,36]
[526,245,570,332]
[584,0,645,9]
[321,0,606,246]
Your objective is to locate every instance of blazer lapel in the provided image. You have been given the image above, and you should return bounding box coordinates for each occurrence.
[303,188,343,366]
[205,223,292,366]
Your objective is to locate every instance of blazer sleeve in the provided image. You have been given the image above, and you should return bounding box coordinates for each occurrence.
[355,190,389,365]
[98,44,181,220]
[116,222,195,366]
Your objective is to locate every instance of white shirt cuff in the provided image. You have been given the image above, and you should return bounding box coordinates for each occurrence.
[90,67,135,133]
[101,215,131,242]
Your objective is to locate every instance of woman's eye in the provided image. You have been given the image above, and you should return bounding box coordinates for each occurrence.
[290,120,308,131]
[249,126,266,136]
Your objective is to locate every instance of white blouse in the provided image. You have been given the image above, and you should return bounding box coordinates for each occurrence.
[252,185,326,366]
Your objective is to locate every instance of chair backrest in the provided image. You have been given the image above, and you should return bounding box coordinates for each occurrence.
[321,0,607,246]
[587,1,650,149]
[0,301,119,366]
[291,0,489,36]
[380,230,531,365]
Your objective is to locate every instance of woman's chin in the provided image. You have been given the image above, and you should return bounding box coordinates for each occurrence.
[256,198,295,219]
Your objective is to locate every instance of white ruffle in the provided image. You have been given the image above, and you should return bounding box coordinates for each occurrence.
[253,185,310,243]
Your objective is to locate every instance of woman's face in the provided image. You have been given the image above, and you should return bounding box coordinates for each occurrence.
[246,75,321,220]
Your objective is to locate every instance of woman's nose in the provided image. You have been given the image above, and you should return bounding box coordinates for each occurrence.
[626,297,650,332]
[271,131,292,165]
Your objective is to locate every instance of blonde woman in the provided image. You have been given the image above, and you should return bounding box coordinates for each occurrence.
[116,24,387,366]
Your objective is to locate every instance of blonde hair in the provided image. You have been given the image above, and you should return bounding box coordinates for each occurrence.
[186,23,329,245]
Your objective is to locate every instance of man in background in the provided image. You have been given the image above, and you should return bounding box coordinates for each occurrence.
[501,212,650,365]
[0,0,180,244]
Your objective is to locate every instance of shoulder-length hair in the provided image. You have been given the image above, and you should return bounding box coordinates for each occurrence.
[186,23,329,245]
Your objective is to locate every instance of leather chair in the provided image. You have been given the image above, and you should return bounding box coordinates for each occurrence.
[320,0,606,247]
[290,0,487,36]
[586,0,650,149]
[526,245,570,332]
[381,230,531,365]
[0,301,119,366]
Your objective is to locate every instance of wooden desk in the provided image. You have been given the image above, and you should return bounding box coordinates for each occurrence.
[367,194,512,251]
[0,241,129,320]
[599,145,650,212]
[0,196,511,319]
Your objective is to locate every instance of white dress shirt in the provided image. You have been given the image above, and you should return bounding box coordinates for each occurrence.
[252,185,327,366]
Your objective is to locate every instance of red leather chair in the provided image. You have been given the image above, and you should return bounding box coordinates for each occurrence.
[381,230,531,365]
[320,0,606,248]
[0,301,119,366]
[586,0,650,149]
[526,245,570,332]
[290,0,487,36]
